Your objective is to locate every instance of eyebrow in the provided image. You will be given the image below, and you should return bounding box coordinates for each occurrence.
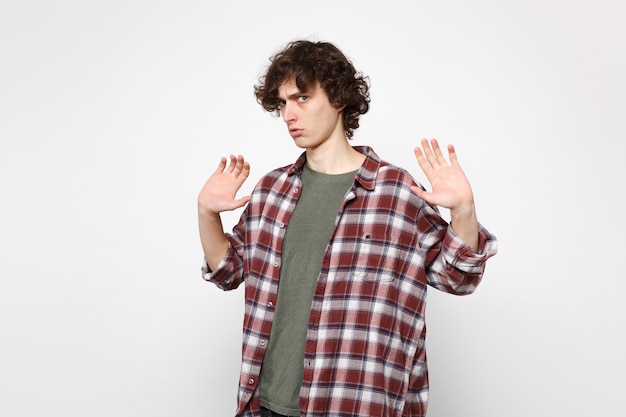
[278,86,311,101]
[278,92,302,102]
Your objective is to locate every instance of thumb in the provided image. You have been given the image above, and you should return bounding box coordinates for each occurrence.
[233,195,251,209]
[411,185,434,204]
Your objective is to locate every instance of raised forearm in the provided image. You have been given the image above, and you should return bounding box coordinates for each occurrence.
[197,155,251,271]
[449,202,479,253]
[198,208,230,271]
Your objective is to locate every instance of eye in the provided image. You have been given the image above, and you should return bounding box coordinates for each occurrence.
[297,95,308,102]
[276,99,286,110]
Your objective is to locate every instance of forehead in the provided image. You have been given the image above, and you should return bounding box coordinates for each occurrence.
[277,78,320,98]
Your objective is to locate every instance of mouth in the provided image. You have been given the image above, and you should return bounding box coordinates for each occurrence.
[289,128,303,138]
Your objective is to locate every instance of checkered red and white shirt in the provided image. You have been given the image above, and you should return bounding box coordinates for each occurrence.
[203,146,497,417]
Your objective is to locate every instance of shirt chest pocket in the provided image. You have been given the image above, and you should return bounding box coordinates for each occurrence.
[349,226,415,282]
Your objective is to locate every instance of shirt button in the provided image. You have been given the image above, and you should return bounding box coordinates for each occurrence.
[293,188,299,193]
[268,301,274,307]
[248,378,255,385]
[260,340,266,347]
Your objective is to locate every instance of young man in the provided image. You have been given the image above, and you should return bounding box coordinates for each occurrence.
[198,40,497,417]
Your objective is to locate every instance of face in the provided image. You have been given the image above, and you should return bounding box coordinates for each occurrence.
[277,79,345,150]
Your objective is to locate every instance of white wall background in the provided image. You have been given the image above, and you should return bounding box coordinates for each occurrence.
[1,0,624,416]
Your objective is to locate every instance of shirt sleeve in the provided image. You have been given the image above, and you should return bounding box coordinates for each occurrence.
[418,195,498,295]
[200,211,247,291]
[429,223,497,295]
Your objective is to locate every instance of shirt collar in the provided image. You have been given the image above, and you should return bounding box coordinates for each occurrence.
[287,145,380,191]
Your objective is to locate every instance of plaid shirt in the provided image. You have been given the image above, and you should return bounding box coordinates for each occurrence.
[203,146,497,417]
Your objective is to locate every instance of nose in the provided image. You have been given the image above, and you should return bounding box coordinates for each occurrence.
[281,102,296,123]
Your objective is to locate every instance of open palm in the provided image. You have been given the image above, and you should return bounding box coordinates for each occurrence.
[411,139,474,210]
[198,154,251,214]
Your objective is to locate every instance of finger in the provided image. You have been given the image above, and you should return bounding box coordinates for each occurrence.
[215,156,228,174]
[226,154,238,173]
[234,195,252,208]
[241,161,251,178]
[419,138,437,168]
[430,139,447,165]
[447,144,459,166]
[235,161,251,180]
[410,185,435,204]
[413,146,433,175]
[232,154,245,175]
[234,155,252,179]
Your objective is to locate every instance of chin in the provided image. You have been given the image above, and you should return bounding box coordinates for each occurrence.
[292,137,312,149]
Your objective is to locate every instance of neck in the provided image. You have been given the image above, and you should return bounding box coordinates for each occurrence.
[305,138,365,174]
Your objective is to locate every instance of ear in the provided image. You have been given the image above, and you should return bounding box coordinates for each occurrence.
[334,102,347,112]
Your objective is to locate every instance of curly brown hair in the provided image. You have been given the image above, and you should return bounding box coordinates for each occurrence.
[254,40,370,139]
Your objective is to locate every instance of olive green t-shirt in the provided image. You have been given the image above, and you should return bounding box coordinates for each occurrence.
[258,163,356,416]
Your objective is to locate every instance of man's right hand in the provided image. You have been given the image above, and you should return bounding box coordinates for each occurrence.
[198,155,251,215]
[198,155,251,271]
